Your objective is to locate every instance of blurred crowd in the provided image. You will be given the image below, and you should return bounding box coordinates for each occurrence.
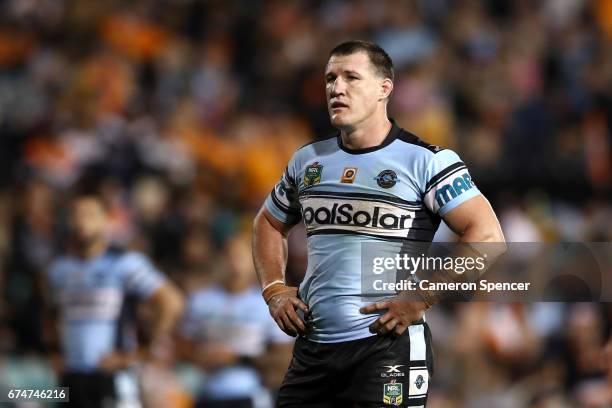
[0,0,611,406]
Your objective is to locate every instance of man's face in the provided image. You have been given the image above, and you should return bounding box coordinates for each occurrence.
[325,51,387,128]
[71,197,107,245]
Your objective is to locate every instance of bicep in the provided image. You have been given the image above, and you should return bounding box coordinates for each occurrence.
[441,195,504,242]
[256,206,295,237]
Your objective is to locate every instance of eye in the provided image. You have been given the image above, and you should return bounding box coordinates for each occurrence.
[325,75,335,83]
[347,75,359,81]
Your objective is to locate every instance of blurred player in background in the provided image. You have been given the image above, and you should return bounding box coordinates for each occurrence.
[44,190,185,408]
[177,232,293,408]
[253,40,505,407]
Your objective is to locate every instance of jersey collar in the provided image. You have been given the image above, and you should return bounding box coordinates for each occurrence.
[336,118,401,155]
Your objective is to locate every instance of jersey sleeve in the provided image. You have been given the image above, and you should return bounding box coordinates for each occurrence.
[264,156,301,225]
[422,149,481,216]
[121,252,166,299]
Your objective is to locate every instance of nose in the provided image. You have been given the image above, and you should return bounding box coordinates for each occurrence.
[329,77,346,97]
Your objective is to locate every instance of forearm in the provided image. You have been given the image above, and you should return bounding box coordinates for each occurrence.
[413,216,506,307]
[253,208,308,336]
[148,284,185,341]
[252,209,289,288]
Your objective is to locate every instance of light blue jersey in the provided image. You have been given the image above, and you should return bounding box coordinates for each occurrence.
[265,121,481,342]
[180,285,291,400]
[47,248,165,372]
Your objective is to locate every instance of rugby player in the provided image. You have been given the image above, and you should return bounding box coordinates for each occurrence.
[45,190,185,408]
[252,41,505,407]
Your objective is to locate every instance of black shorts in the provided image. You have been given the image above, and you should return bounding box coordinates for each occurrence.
[60,371,117,408]
[277,322,434,408]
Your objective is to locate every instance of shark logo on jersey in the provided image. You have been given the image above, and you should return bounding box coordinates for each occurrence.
[375,170,398,188]
[304,162,323,186]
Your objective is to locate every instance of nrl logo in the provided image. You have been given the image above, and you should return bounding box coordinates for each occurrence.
[383,381,403,406]
[304,162,323,187]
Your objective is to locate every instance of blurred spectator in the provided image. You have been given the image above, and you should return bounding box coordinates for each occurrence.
[176,232,293,408]
[43,191,184,407]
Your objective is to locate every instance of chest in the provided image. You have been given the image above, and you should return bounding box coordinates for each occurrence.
[53,259,125,320]
[58,259,123,291]
[295,151,422,202]
[292,150,434,236]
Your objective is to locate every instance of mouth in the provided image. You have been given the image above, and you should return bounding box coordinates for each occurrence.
[330,101,349,110]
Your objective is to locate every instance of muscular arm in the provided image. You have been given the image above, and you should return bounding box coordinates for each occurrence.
[443,195,506,245]
[362,195,506,336]
[252,207,308,336]
[252,207,292,288]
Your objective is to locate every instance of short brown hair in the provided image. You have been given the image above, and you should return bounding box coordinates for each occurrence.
[330,40,394,81]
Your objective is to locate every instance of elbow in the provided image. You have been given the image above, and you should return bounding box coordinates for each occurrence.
[481,226,507,258]
[483,227,506,244]
[465,221,507,258]
[499,236,508,254]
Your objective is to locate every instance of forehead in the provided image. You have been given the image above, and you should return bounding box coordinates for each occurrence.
[325,51,376,76]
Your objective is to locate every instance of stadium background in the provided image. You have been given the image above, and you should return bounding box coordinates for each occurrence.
[0,0,611,407]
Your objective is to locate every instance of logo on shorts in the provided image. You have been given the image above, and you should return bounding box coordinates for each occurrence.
[304,162,323,186]
[381,365,405,378]
[375,170,398,188]
[383,381,403,406]
[340,167,358,184]
[415,375,425,389]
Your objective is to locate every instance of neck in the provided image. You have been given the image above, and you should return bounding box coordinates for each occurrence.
[78,238,108,259]
[340,114,392,150]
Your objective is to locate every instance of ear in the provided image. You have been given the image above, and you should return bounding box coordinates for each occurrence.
[380,78,393,100]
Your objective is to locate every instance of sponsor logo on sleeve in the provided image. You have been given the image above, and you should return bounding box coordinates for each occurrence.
[434,173,474,208]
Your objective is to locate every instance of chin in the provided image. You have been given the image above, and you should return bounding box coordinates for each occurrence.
[330,113,353,128]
